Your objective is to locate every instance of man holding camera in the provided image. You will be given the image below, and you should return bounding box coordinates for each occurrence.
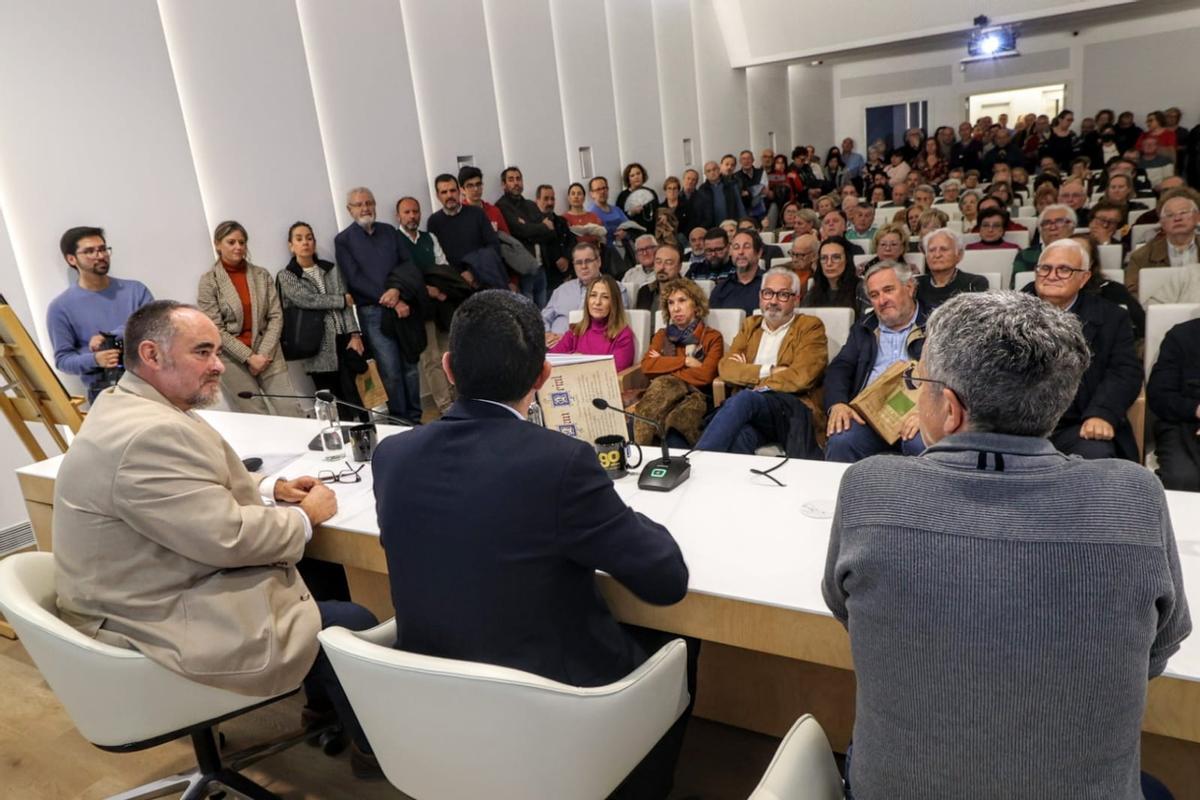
[47,226,154,404]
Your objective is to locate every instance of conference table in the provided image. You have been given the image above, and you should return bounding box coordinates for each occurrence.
[16,410,1200,779]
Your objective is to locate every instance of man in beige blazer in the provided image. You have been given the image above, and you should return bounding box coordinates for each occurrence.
[1126,189,1200,295]
[53,300,380,776]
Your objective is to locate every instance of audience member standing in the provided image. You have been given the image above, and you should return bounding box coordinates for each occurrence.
[495,166,555,308]
[458,165,509,235]
[47,226,154,404]
[334,188,424,424]
[197,220,303,416]
[615,162,659,233]
[427,174,504,291]
[534,183,576,295]
[824,290,1188,800]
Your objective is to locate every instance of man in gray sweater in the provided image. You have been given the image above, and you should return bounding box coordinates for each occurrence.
[823,291,1191,799]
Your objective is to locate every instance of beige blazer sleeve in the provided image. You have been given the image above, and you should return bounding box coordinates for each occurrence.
[197,268,254,364]
[112,419,307,569]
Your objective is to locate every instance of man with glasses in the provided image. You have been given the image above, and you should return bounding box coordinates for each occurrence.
[788,233,818,286]
[541,241,630,340]
[457,165,509,234]
[1056,177,1090,226]
[688,227,735,282]
[621,234,661,296]
[825,261,928,463]
[48,226,154,404]
[635,243,684,312]
[1032,238,1141,460]
[709,229,766,314]
[1128,188,1200,296]
[1144,194,1200,304]
[693,267,827,457]
[585,175,630,248]
[1011,204,1077,287]
[824,290,1187,800]
[1086,199,1126,246]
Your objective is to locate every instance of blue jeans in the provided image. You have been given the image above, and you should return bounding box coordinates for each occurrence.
[357,304,422,423]
[825,418,925,463]
[306,601,379,752]
[520,268,548,309]
[695,390,777,454]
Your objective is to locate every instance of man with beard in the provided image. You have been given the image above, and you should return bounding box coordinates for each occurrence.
[48,226,154,403]
[709,230,765,314]
[636,243,684,312]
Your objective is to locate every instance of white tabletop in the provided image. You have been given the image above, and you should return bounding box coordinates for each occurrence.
[17,409,1200,683]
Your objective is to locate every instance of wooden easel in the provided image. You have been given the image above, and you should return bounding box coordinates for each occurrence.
[0,297,86,638]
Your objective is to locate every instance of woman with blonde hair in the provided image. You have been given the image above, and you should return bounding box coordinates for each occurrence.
[548,274,635,371]
[197,220,303,416]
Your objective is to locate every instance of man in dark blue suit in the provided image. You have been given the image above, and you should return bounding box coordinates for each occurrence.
[373,290,692,798]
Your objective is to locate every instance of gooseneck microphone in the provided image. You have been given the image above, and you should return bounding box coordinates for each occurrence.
[236,390,413,428]
[591,397,690,492]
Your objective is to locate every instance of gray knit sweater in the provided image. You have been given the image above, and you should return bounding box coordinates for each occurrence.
[823,431,1191,800]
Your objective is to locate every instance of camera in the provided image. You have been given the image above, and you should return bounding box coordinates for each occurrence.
[94,331,125,392]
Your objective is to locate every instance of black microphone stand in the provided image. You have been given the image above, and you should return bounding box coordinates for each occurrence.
[591,398,690,491]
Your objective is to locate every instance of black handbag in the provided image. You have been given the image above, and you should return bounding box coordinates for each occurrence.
[278,276,326,360]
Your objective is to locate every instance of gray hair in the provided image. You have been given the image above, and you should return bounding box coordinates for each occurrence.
[940,178,962,191]
[923,292,1091,436]
[1038,203,1078,229]
[764,266,802,294]
[863,259,914,285]
[915,184,936,197]
[958,190,982,208]
[922,227,965,256]
[346,186,374,204]
[1039,237,1092,271]
[634,233,658,248]
[795,208,819,226]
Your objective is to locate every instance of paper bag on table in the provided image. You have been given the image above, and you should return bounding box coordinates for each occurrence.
[849,360,919,445]
[355,358,390,411]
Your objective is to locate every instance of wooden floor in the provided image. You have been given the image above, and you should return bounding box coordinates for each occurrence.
[0,635,780,799]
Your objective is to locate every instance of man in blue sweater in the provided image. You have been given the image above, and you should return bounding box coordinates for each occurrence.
[824,291,1189,799]
[46,226,154,404]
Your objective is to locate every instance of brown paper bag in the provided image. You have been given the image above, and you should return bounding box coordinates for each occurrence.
[849,360,919,445]
[355,358,390,410]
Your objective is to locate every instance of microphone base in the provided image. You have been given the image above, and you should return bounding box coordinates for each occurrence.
[637,456,691,492]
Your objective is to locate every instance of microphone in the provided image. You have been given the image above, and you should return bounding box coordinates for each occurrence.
[235,390,412,428]
[591,398,690,492]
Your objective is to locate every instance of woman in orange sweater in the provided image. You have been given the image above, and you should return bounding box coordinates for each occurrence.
[635,278,724,445]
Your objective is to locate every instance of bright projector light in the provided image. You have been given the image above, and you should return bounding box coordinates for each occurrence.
[979,35,1001,55]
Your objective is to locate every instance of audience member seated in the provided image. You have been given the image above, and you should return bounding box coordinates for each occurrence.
[709,230,764,315]
[276,221,366,416]
[957,190,980,233]
[622,234,661,297]
[687,227,734,282]
[1012,204,1077,286]
[1131,175,1186,226]
[1148,317,1200,492]
[823,290,1189,800]
[1103,172,1149,213]
[780,207,819,243]
[912,183,937,210]
[47,225,154,404]
[395,198,473,415]
[967,207,1020,250]
[692,160,746,231]
[694,268,827,458]
[1056,177,1090,225]
[636,278,724,446]
[547,275,635,371]
[787,233,818,287]
[542,241,630,335]
[587,175,632,247]
[372,291,692,799]
[916,228,988,309]
[457,165,509,234]
[818,209,865,256]
[496,166,555,307]
[735,217,784,261]
[1027,239,1141,460]
[335,188,425,424]
[1138,110,1178,159]
[427,173,502,290]
[53,300,381,778]
[1087,198,1127,245]
[845,203,877,246]
[616,162,659,233]
[824,261,928,463]
[939,178,962,204]
[802,236,862,318]
[1128,188,1200,296]
[1072,235,1144,340]
[684,225,707,271]
[915,208,950,239]
[636,243,683,312]
[860,223,908,273]
[197,220,303,417]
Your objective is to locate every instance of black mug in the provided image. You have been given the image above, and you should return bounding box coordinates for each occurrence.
[594,435,642,479]
[349,423,378,463]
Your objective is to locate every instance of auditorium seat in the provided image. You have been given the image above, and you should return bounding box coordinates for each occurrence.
[747,714,844,800]
[1139,267,1191,305]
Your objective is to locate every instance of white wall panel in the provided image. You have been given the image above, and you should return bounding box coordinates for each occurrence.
[0,1,209,346]
[481,0,570,203]
[297,0,428,232]
[549,0,622,186]
[401,0,506,202]
[605,0,668,187]
[690,0,750,164]
[789,64,835,151]
[652,0,704,176]
[747,64,791,155]
[159,0,335,271]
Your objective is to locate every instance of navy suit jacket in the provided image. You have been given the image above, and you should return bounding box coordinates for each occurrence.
[824,304,929,410]
[373,398,689,687]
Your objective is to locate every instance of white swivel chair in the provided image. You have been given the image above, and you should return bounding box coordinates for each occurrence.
[802,307,854,362]
[318,620,689,800]
[1099,244,1123,273]
[1131,223,1161,248]
[0,552,310,800]
[961,249,1018,290]
[1144,303,1200,377]
[1002,230,1031,249]
[747,714,844,800]
[1139,266,1190,305]
[980,272,1002,290]
[694,278,715,298]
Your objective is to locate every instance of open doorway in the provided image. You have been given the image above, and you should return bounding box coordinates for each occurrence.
[967,83,1065,125]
